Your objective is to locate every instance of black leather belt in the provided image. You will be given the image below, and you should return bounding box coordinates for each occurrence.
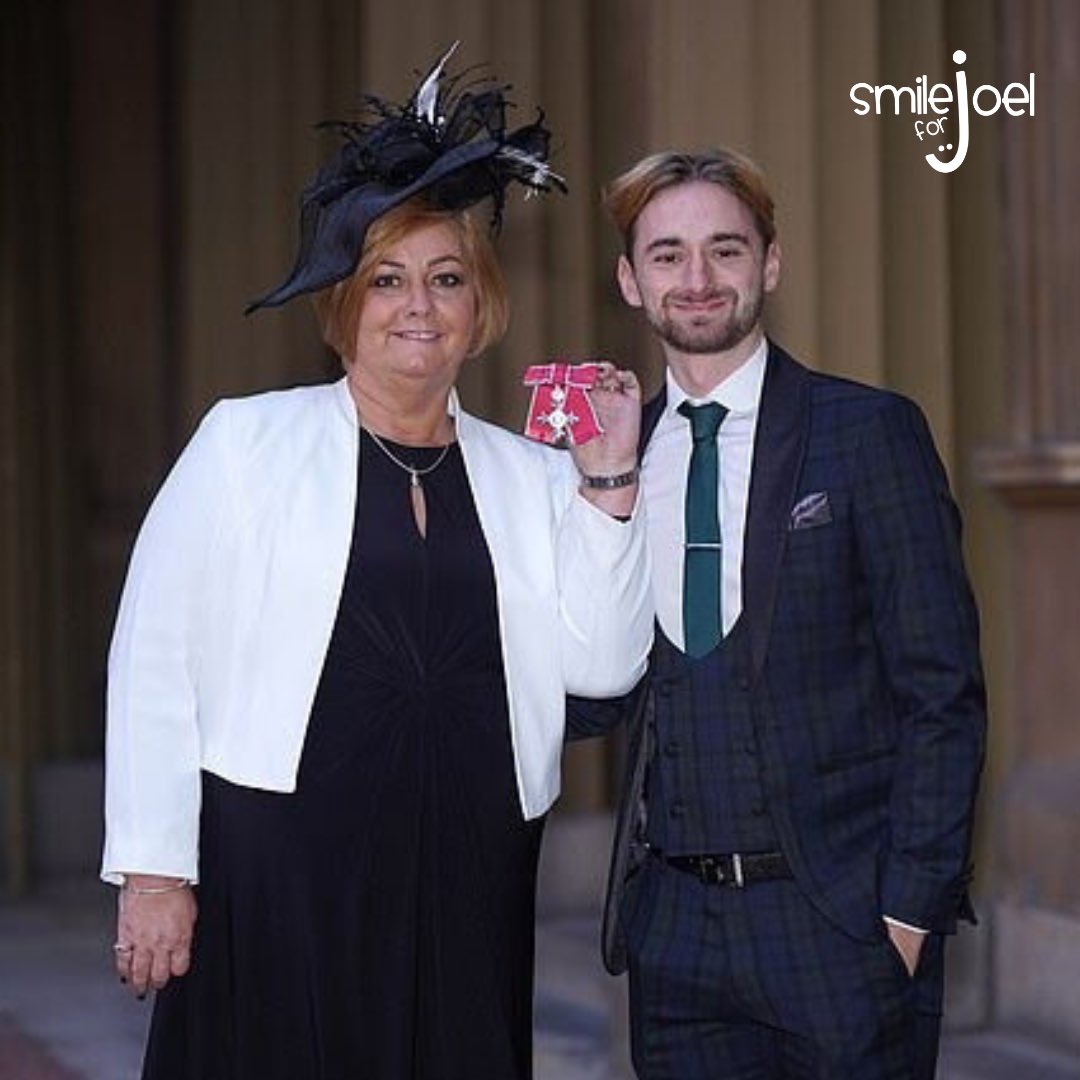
[662,850,791,887]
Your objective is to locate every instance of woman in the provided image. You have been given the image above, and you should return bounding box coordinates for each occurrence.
[102,49,651,1079]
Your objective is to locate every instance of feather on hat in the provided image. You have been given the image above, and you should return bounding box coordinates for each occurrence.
[246,43,566,313]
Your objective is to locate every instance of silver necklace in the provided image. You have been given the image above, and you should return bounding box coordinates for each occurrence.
[364,427,452,490]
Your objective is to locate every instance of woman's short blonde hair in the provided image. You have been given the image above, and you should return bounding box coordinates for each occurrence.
[313,199,509,363]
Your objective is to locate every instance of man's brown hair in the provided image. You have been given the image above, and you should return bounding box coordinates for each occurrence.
[603,149,776,257]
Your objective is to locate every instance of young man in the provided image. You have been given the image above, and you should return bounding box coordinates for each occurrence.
[570,149,986,1079]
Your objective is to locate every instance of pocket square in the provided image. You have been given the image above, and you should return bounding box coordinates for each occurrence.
[789,491,832,531]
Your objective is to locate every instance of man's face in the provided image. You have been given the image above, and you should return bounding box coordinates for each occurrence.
[617,180,780,357]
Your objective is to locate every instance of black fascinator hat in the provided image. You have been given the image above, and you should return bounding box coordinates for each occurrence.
[246,42,567,313]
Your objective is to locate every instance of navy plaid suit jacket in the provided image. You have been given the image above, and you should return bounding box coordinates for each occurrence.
[568,343,986,976]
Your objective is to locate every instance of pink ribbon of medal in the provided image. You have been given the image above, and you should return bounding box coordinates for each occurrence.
[522,361,604,446]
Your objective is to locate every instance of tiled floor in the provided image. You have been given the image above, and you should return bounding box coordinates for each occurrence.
[2,882,1079,1080]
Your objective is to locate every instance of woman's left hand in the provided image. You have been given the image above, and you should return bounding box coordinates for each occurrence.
[569,363,642,504]
[113,875,197,998]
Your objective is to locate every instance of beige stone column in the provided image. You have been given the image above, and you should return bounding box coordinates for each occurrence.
[880,0,953,455]
[0,0,1015,926]
[1,2,83,893]
[976,0,1080,1052]
[814,0,885,384]
[179,0,330,416]
[69,0,177,755]
[0,11,32,892]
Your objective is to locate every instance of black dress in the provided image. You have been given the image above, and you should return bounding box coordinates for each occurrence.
[143,431,545,1080]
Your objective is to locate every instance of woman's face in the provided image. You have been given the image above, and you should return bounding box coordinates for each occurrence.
[351,220,477,388]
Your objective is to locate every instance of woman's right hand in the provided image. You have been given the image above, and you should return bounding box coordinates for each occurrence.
[113,875,197,997]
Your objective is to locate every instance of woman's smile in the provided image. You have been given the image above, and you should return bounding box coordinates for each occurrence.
[393,328,443,341]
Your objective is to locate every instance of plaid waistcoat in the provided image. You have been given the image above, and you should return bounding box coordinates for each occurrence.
[645,619,779,854]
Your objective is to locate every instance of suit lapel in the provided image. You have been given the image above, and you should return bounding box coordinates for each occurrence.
[743,343,811,680]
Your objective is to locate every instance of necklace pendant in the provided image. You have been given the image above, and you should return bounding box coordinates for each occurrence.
[409,470,421,489]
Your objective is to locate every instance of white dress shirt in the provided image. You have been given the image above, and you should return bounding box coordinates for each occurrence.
[642,338,768,649]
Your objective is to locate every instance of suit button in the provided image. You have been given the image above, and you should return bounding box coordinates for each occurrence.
[750,802,765,816]
[664,739,681,758]
[738,677,751,691]
[743,741,757,756]
[656,682,672,699]
[669,800,686,819]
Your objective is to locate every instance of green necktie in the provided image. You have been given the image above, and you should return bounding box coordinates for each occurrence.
[678,401,727,658]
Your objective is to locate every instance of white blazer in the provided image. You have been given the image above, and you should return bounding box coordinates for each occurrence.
[102,378,652,884]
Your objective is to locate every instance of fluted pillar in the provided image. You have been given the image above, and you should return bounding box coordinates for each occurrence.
[975,0,1080,1052]
[1,1,86,893]
[0,3,1017,959]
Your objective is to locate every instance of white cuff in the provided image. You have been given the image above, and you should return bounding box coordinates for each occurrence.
[883,915,928,935]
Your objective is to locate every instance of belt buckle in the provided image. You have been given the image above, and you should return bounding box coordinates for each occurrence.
[698,853,745,887]
[696,856,720,885]
[732,852,745,888]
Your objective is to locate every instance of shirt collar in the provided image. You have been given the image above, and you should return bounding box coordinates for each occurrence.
[664,336,768,419]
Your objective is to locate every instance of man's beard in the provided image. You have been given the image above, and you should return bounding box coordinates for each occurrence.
[649,284,764,355]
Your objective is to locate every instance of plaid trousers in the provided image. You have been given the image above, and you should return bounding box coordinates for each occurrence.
[623,856,945,1079]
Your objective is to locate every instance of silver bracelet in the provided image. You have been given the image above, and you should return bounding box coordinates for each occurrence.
[122,878,192,896]
[580,467,639,490]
